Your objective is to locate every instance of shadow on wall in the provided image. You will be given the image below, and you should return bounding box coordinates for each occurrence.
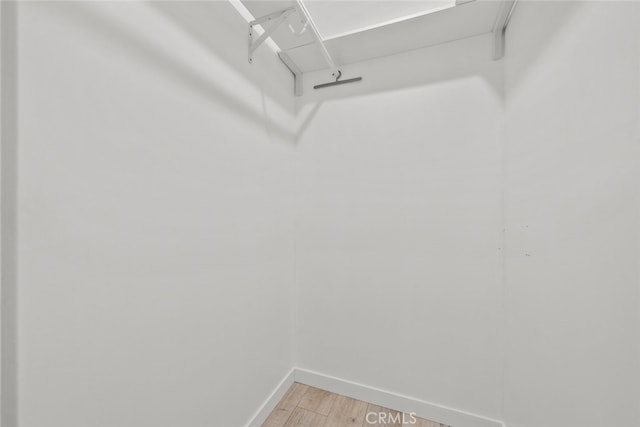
[149,1,324,145]
[149,1,292,112]
[293,102,323,143]
[53,1,299,144]
[1,1,19,426]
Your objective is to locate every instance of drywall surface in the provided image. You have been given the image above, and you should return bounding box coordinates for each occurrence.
[295,2,640,426]
[502,2,640,427]
[295,34,506,421]
[15,2,295,427]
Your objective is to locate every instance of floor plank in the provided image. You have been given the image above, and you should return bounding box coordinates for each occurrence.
[283,407,327,427]
[297,386,338,416]
[324,395,368,427]
[412,418,443,427]
[262,383,310,427]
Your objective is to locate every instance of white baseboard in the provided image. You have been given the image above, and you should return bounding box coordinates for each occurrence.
[245,369,296,427]
[294,368,505,427]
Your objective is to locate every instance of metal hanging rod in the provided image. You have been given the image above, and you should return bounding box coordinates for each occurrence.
[293,0,338,76]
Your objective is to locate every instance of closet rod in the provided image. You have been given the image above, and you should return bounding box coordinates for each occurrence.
[294,0,339,77]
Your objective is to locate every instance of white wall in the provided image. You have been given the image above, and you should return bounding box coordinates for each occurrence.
[14,2,296,427]
[502,2,640,427]
[295,34,506,421]
[294,2,640,426]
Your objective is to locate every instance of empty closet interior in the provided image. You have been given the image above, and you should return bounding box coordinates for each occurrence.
[1,1,639,427]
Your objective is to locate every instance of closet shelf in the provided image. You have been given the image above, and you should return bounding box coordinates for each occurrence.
[242,0,517,95]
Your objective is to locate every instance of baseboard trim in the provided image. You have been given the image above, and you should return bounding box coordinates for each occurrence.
[245,368,296,427]
[293,368,505,427]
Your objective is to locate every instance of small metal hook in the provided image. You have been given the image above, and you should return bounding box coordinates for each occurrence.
[314,69,362,90]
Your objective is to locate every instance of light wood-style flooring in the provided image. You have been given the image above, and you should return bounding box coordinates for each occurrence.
[263,382,449,427]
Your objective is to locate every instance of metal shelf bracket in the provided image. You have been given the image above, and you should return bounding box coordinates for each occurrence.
[248,7,295,64]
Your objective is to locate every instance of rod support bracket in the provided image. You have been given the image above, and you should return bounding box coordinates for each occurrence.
[278,51,304,96]
[492,0,517,60]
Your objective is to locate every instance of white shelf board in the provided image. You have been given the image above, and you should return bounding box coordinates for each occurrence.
[290,0,502,72]
[242,0,508,74]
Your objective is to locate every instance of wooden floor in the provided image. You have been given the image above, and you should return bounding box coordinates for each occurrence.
[263,383,449,427]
